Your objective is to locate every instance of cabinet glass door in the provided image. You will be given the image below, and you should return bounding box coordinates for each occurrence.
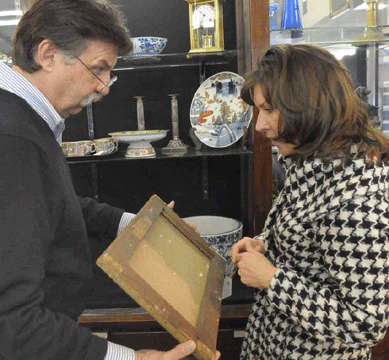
[0,0,30,62]
[269,0,389,137]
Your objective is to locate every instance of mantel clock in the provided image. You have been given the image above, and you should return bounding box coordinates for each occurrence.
[185,0,224,53]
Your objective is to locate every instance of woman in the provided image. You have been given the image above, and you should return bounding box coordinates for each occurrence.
[231,44,389,360]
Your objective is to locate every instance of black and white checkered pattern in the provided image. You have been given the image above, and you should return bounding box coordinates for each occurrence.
[241,154,389,360]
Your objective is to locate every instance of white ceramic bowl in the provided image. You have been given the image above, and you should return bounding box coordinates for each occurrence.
[131,37,168,57]
[109,130,168,144]
[184,216,242,277]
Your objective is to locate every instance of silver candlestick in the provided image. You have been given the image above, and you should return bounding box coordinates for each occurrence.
[162,94,188,154]
[134,96,145,131]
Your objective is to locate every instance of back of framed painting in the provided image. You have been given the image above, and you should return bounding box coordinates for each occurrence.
[96,194,226,360]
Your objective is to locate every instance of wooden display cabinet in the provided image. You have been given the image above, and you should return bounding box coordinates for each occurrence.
[78,303,389,360]
[78,304,251,360]
[64,0,273,238]
[68,2,268,356]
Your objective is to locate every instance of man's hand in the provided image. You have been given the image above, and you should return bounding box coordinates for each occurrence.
[231,237,265,265]
[136,340,221,360]
[167,201,175,209]
[167,200,199,234]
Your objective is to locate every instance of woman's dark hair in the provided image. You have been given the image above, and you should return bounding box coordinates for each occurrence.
[13,0,133,73]
[241,43,389,163]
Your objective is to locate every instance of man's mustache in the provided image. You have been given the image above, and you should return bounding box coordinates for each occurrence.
[80,92,104,107]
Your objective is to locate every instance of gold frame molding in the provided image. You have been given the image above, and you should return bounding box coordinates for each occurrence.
[330,0,351,18]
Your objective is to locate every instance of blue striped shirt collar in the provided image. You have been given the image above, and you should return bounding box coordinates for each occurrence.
[0,61,65,143]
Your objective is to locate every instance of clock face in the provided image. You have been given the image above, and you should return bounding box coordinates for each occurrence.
[192,4,215,30]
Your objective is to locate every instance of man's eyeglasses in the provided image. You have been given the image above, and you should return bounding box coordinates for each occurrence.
[74,55,117,92]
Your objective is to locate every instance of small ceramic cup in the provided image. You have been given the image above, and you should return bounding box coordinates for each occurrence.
[93,137,118,154]
[61,140,95,157]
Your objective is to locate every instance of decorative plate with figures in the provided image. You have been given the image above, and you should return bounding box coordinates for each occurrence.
[189,71,253,148]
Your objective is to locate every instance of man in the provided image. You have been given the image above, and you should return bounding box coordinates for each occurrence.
[0,1,219,360]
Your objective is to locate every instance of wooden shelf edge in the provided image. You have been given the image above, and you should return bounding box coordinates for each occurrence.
[78,303,252,324]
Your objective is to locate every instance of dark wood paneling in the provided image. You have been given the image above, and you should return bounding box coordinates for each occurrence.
[235,0,252,76]
[235,0,255,237]
[250,0,273,234]
[372,328,389,360]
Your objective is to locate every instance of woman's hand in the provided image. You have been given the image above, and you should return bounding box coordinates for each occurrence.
[231,237,265,265]
[234,240,278,289]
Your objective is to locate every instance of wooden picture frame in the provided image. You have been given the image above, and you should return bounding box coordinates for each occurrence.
[329,0,351,18]
[97,194,226,360]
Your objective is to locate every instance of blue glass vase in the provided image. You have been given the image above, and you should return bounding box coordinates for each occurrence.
[269,3,279,30]
[281,0,303,38]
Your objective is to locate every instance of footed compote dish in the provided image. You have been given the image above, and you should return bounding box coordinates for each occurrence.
[109,130,168,158]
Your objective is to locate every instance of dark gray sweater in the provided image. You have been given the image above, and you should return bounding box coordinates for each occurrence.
[0,88,124,360]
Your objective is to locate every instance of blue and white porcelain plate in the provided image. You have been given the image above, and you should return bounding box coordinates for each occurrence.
[190,71,253,148]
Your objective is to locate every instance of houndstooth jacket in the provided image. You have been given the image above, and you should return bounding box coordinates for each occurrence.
[241,153,389,360]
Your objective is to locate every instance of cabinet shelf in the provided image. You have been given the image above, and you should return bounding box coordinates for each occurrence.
[271,26,389,48]
[113,50,237,71]
[0,50,238,68]
[66,146,253,165]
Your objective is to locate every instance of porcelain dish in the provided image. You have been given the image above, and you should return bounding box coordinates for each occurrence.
[93,137,118,155]
[189,71,253,148]
[62,138,119,158]
[109,130,168,158]
[61,140,95,157]
[131,37,168,57]
[109,130,168,143]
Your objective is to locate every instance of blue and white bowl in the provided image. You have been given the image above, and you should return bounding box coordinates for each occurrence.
[184,216,242,277]
[131,37,168,57]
